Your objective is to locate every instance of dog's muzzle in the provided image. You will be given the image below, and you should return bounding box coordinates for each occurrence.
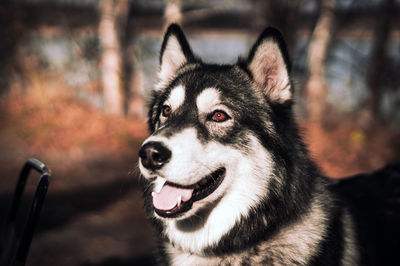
[138,141,227,218]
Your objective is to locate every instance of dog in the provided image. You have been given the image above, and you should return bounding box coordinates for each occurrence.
[138,24,400,265]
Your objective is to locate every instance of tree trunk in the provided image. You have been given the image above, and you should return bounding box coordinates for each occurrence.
[305,0,335,122]
[98,0,129,115]
[363,0,394,123]
[164,0,182,26]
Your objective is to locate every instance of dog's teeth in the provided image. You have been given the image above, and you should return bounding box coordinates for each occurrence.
[151,192,155,197]
[155,177,167,193]
[177,195,182,207]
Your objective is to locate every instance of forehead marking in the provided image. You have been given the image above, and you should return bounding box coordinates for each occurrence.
[166,85,186,110]
[196,88,221,114]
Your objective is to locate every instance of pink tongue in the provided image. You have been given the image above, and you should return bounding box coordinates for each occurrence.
[152,184,194,211]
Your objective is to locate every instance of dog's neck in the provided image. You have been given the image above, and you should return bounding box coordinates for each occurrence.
[164,195,331,266]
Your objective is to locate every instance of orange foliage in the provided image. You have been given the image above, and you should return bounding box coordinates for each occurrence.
[0,90,148,161]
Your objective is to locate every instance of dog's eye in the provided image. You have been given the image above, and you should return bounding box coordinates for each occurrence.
[162,105,172,117]
[211,110,230,122]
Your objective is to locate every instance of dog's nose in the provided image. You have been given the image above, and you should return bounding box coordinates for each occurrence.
[139,142,172,170]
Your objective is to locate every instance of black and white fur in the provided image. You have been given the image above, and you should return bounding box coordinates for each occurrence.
[138,24,400,265]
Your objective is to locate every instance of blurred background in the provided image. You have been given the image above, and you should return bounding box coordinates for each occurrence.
[0,0,399,265]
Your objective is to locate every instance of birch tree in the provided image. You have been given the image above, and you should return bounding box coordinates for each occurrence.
[164,0,182,26]
[363,0,395,123]
[305,0,335,121]
[98,0,129,115]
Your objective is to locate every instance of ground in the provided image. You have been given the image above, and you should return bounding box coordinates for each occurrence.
[0,92,399,265]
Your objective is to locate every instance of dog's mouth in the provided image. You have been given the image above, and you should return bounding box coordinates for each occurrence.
[152,168,226,218]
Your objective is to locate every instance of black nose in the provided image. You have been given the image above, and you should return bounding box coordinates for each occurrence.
[139,141,172,170]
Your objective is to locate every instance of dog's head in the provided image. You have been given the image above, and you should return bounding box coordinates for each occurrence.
[138,24,295,253]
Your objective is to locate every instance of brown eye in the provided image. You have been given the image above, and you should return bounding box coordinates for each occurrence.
[211,110,229,122]
[162,105,172,117]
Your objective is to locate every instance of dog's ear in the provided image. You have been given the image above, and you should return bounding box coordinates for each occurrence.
[246,27,292,104]
[158,24,195,86]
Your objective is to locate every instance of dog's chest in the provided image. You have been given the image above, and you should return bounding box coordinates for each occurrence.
[167,248,220,266]
[165,240,310,266]
[166,244,244,266]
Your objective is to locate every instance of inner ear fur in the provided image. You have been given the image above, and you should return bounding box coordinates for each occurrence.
[247,27,292,104]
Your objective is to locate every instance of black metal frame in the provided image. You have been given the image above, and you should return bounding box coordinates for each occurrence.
[1,158,51,266]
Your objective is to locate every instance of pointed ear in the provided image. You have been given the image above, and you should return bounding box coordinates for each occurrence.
[158,24,195,85]
[247,27,292,104]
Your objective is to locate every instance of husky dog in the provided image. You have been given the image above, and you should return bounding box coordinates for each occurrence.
[138,24,400,265]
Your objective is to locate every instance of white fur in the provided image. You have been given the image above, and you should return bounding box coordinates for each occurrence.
[196,88,221,114]
[168,85,186,110]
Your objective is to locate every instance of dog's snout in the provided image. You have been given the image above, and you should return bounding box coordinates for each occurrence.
[139,142,171,170]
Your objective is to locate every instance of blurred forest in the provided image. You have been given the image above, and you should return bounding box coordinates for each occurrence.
[0,0,399,265]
